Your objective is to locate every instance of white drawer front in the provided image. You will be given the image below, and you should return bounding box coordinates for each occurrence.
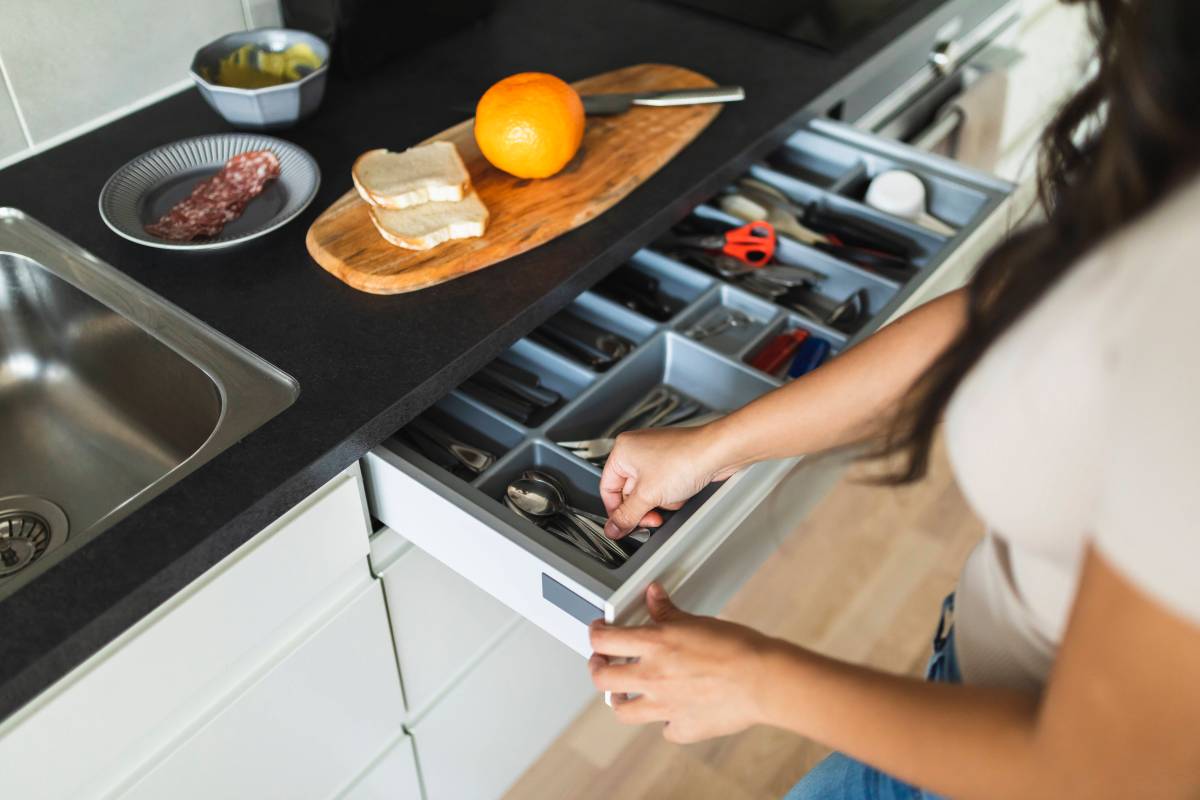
[0,467,372,800]
[372,526,516,716]
[338,733,422,800]
[117,581,403,800]
[410,620,593,800]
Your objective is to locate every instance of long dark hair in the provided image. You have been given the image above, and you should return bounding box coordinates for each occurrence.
[879,0,1200,483]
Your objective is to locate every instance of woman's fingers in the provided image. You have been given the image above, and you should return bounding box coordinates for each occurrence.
[589,620,658,657]
[646,582,686,623]
[611,696,669,725]
[605,491,657,538]
[588,658,646,693]
[598,460,630,516]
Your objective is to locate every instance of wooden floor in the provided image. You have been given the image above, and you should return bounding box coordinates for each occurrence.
[504,439,983,800]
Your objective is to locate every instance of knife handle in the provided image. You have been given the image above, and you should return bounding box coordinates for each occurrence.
[633,86,745,107]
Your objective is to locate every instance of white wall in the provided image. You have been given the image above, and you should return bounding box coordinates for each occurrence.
[0,0,283,169]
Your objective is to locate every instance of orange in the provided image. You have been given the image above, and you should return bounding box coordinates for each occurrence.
[474,72,585,179]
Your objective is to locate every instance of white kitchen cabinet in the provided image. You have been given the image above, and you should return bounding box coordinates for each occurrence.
[409,620,594,800]
[370,526,517,717]
[0,466,392,800]
[337,732,423,800]
[117,581,406,800]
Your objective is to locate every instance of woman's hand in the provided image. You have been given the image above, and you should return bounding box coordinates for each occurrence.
[587,582,786,743]
[600,422,743,538]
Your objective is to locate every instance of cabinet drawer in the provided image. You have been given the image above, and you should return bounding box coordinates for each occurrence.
[362,119,1012,659]
[0,466,373,800]
[117,581,403,800]
[409,620,594,800]
[370,526,516,716]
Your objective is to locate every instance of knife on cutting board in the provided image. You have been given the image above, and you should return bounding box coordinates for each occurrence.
[581,86,744,115]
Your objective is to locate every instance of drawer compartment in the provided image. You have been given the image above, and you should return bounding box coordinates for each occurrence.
[363,116,1013,662]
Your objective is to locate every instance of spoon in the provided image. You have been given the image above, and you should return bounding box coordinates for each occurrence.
[503,493,613,564]
[520,471,630,562]
[525,470,651,545]
[507,478,626,565]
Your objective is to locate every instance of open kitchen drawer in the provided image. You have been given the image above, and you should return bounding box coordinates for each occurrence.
[362,117,1013,657]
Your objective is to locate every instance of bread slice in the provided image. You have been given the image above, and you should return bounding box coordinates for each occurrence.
[369,190,489,250]
[352,142,471,209]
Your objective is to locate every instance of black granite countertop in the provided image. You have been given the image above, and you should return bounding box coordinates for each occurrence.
[0,0,955,719]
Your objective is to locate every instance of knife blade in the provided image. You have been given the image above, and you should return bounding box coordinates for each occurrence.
[581,86,745,116]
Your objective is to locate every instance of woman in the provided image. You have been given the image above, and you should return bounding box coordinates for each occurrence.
[587,1,1200,797]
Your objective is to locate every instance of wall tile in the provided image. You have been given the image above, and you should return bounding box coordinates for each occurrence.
[0,78,28,160]
[245,0,283,28]
[0,0,248,144]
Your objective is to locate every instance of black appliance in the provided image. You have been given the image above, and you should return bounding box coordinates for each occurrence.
[666,0,924,52]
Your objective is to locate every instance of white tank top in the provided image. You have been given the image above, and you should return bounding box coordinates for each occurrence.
[943,174,1200,690]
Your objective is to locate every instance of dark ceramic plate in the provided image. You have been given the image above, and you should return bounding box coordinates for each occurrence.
[98,133,319,251]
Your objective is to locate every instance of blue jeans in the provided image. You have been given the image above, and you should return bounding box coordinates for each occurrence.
[783,594,961,800]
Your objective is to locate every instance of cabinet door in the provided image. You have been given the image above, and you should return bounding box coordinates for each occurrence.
[337,733,422,800]
[362,119,1012,659]
[371,527,516,717]
[117,582,404,800]
[0,467,373,800]
[410,621,594,800]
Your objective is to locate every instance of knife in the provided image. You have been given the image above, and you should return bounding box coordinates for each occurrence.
[581,86,745,116]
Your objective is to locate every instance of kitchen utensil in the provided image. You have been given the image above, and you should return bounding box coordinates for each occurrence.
[474,362,561,408]
[736,177,918,261]
[801,203,919,260]
[401,427,465,474]
[581,86,744,115]
[660,220,777,266]
[750,329,809,374]
[530,312,634,371]
[407,417,495,474]
[558,410,722,462]
[307,64,725,294]
[512,473,629,564]
[788,336,832,378]
[725,183,829,247]
[600,386,679,439]
[731,180,916,280]
[865,169,957,237]
[738,274,791,300]
[190,28,329,129]
[99,134,320,251]
[459,380,535,423]
[504,492,615,566]
[786,288,871,333]
[595,266,682,321]
[686,308,753,341]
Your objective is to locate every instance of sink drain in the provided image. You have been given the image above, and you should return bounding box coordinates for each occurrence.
[0,497,69,578]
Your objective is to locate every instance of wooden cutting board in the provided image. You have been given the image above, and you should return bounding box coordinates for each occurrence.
[306,64,724,294]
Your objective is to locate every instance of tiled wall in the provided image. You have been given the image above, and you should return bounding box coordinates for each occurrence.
[0,0,283,169]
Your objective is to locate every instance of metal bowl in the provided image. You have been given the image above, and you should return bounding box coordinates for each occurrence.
[190,28,329,130]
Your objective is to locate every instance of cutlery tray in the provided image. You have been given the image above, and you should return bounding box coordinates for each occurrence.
[369,117,1013,627]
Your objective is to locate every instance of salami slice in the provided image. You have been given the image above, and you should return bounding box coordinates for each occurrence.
[145,150,281,241]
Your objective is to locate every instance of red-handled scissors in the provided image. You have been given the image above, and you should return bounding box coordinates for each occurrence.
[665,221,777,266]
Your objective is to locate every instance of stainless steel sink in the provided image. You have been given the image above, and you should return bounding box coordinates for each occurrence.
[0,209,298,597]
